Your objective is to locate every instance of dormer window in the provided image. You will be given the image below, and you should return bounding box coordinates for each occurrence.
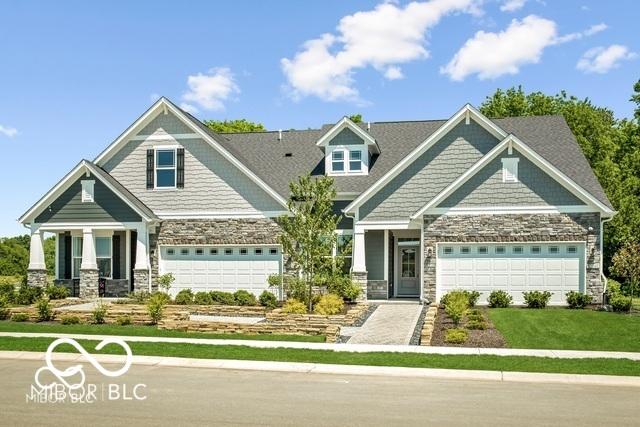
[332,151,345,172]
[349,151,362,171]
[327,148,366,175]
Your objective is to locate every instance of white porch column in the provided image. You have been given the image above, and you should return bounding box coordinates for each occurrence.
[351,230,367,273]
[28,225,46,270]
[134,224,149,270]
[80,227,97,269]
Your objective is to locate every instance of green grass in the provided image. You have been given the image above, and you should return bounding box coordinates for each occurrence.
[489,308,640,352]
[0,336,638,376]
[0,321,325,343]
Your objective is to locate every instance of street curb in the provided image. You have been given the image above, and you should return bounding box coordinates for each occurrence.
[1,351,639,387]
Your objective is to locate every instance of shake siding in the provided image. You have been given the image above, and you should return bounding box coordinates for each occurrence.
[34,174,142,223]
[365,230,385,280]
[137,113,193,136]
[103,112,283,213]
[328,128,364,145]
[438,149,586,208]
[360,121,499,220]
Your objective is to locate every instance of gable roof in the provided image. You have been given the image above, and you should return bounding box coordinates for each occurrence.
[316,116,380,153]
[19,160,156,224]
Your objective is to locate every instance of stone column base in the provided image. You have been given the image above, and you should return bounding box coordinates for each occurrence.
[133,269,150,293]
[27,269,48,288]
[79,269,99,299]
[351,271,368,302]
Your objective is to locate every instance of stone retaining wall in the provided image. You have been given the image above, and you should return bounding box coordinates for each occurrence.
[267,303,369,326]
[169,305,269,317]
[420,304,438,346]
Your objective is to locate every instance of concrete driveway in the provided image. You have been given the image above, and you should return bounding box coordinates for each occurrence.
[1,359,638,426]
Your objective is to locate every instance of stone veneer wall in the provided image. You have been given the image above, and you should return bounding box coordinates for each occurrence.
[79,269,99,299]
[27,269,48,288]
[367,280,388,300]
[422,213,602,303]
[351,271,368,302]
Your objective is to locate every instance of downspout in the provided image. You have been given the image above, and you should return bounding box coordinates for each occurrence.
[600,216,614,304]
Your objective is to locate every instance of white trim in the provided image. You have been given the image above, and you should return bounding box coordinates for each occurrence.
[81,180,95,203]
[125,229,131,282]
[501,157,519,183]
[54,232,60,280]
[344,104,507,213]
[154,211,288,219]
[411,134,614,219]
[129,133,199,141]
[383,229,389,282]
[93,98,288,209]
[326,145,369,176]
[37,221,144,231]
[426,205,599,216]
[316,117,379,153]
[153,147,177,190]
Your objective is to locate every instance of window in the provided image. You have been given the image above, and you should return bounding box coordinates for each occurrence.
[81,180,94,203]
[210,248,218,255]
[167,248,175,256]
[180,248,189,255]
[72,236,83,279]
[195,248,204,255]
[95,237,112,278]
[254,248,263,255]
[155,149,176,188]
[349,150,362,171]
[240,248,248,255]
[443,247,453,255]
[495,246,506,254]
[336,234,353,273]
[225,248,233,255]
[567,246,577,254]
[531,246,541,254]
[502,158,519,183]
[478,246,488,254]
[513,246,523,254]
[269,248,278,255]
[549,246,559,254]
[461,247,470,254]
[331,151,344,172]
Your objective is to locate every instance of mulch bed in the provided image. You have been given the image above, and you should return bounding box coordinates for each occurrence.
[430,307,506,348]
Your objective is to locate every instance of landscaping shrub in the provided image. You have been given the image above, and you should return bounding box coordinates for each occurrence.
[36,297,53,322]
[174,289,194,305]
[92,302,108,324]
[146,293,167,324]
[11,313,28,322]
[233,290,257,306]
[150,291,171,306]
[116,315,132,326]
[320,274,361,301]
[605,279,622,301]
[60,315,81,325]
[209,291,236,305]
[609,294,632,312]
[15,285,42,306]
[258,290,278,309]
[313,293,344,315]
[488,290,512,308]
[566,291,592,309]
[466,319,487,330]
[441,290,480,308]
[113,299,132,304]
[45,285,69,300]
[127,291,150,304]
[282,277,311,306]
[157,273,175,293]
[193,292,213,305]
[444,328,468,344]
[0,296,10,320]
[522,291,553,308]
[282,298,307,314]
[267,274,283,289]
[443,291,468,326]
[0,283,15,301]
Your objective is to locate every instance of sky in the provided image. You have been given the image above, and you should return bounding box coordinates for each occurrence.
[0,0,638,236]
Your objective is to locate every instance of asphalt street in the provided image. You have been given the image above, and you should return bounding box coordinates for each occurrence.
[0,359,637,426]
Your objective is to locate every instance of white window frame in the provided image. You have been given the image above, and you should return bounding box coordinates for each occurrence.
[502,157,520,183]
[81,180,95,203]
[326,145,368,176]
[154,147,177,189]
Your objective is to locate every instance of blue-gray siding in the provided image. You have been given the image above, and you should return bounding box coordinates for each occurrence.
[438,149,585,207]
[365,230,385,280]
[333,200,354,230]
[360,120,500,220]
[34,173,142,223]
[328,128,364,146]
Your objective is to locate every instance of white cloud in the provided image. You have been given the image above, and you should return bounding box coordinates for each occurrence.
[554,22,607,43]
[281,0,482,102]
[577,44,637,74]
[441,15,557,80]
[181,67,239,113]
[0,125,18,138]
[500,0,527,12]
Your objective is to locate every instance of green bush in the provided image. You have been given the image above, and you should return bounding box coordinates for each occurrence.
[116,315,132,326]
[233,290,257,306]
[157,273,175,292]
[441,290,480,308]
[146,293,167,324]
[60,315,80,325]
[466,319,487,330]
[523,291,553,308]
[282,298,307,314]
[283,277,311,305]
[443,291,469,326]
[488,290,512,308]
[15,285,43,305]
[11,313,28,322]
[605,279,622,300]
[174,289,194,305]
[267,274,283,289]
[566,291,592,309]
[321,274,361,301]
[36,297,53,322]
[150,291,171,306]
[193,292,213,305]
[444,328,468,344]
[127,291,150,303]
[313,294,344,315]
[258,291,278,309]
[0,296,10,320]
[209,291,236,305]
[45,285,69,300]
[92,302,108,324]
[609,294,632,312]
[0,283,15,301]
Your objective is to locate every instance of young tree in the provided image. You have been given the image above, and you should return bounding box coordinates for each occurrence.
[610,242,640,297]
[278,175,339,310]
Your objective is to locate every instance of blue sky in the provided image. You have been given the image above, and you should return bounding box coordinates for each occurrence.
[1,0,638,236]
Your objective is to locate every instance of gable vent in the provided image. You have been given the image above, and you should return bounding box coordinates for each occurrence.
[284,153,292,157]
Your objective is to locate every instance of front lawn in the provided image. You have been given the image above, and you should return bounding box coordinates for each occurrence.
[489,308,640,352]
[0,321,325,343]
[0,336,638,376]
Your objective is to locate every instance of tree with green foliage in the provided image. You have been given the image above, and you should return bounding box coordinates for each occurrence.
[203,119,266,133]
[348,114,363,123]
[610,242,640,297]
[480,83,640,271]
[278,175,340,310]
[0,236,29,277]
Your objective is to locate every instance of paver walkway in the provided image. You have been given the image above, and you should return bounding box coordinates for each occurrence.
[347,304,423,345]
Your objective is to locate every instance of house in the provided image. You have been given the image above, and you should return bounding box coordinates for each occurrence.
[19,98,615,304]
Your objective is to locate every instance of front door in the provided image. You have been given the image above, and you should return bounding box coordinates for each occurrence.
[396,244,420,297]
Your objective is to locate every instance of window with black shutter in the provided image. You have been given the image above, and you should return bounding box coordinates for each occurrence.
[177,148,185,188]
[146,149,154,189]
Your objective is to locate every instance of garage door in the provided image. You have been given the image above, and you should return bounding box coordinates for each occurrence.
[159,246,282,297]
[437,243,585,305]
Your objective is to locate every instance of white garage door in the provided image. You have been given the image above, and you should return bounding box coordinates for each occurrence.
[159,246,282,297]
[437,243,585,305]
